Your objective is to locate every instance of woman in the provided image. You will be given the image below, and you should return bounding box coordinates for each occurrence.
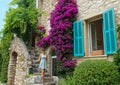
[33,48,47,84]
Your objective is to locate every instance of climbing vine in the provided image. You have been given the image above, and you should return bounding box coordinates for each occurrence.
[0,0,39,82]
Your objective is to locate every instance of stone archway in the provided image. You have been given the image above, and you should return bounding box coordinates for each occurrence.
[7,36,31,85]
[47,46,57,76]
[7,51,18,85]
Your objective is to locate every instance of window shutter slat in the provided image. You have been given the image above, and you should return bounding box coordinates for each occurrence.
[103,8,118,54]
[74,20,84,57]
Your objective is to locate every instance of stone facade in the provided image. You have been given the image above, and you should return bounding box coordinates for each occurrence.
[38,0,120,64]
[37,0,57,34]
[77,0,120,24]
[37,0,120,33]
[7,35,31,85]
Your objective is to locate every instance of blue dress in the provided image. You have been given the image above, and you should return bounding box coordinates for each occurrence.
[39,54,46,69]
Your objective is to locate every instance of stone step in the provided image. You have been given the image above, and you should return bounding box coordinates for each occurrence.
[34,73,50,77]
[34,76,53,83]
[28,47,44,75]
[32,57,40,60]
[0,83,7,85]
[32,64,39,67]
[34,50,40,54]
[33,81,55,85]
[30,47,35,50]
[33,68,40,73]
[35,54,39,56]
[26,75,58,85]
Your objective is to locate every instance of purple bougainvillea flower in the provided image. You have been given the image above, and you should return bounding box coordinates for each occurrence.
[36,0,78,69]
[38,25,45,30]
[62,59,77,67]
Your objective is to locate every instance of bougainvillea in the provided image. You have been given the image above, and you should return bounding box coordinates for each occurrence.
[35,25,46,38]
[36,35,50,48]
[36,25,49,48]
[37,0,78,77]
[62,59,77,67]
[38,25,46,34]
[49,0,78,77]
[49,0,78,60]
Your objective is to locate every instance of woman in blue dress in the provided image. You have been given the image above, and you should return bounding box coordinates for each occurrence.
[34,48,47,84]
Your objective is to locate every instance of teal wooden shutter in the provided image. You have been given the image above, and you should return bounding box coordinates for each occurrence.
[73,20,84,57]
[103,8,118,54]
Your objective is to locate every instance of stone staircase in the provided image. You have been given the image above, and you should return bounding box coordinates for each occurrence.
[28,47,57,85]
[29,47,40,74]
[33,73,55,85]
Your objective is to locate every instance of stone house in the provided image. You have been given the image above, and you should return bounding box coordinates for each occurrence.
[5,0,120,85]
[36,0,120,64]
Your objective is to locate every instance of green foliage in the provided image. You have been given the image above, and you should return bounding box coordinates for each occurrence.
[0,33,13,82]
[4,0,39,43]
[114,24,120,73]
[56,61,74,78]
[58,78,68,85]
[114,49,120,73]
[56,61,65,77]
[58,76,75,85]
[71,60,120,85]
[0,0,40,82]
[117,24,120,39]
[0,48,2,74]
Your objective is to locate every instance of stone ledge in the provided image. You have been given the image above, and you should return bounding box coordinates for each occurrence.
[0,83,6,85]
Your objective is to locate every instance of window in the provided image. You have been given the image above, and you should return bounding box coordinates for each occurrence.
[73,8,118,57]
[89,19,104,55]
[91,19,104,50]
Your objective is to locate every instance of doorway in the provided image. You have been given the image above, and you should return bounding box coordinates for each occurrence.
[51,50,57,76]
[8,51,17,85]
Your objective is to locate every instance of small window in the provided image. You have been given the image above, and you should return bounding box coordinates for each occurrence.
[89,19,104,55]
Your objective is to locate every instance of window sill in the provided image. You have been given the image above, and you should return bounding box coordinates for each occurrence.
[84,55,107,59]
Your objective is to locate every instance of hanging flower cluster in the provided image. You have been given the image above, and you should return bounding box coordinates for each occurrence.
[36,35,50,48]
[35,25,46,37]
[49,0,78,60]
[62,59,77,67]
[38,26,46,34]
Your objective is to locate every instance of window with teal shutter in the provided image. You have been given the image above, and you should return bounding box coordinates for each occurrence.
[103,8,118,54]
[73,20,84,57]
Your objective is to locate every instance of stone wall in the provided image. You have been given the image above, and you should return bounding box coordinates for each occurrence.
[77,0,120,24]
[37,0,57,34]
[7,36,30,85]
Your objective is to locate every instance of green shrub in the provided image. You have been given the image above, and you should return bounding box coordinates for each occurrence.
[0,52,2,73]
[114,49,120,73]
[0,33,13,82]
[114,24,120,73]
[56,61,74,78]
[71,60,120,85]
[58,78,67,85]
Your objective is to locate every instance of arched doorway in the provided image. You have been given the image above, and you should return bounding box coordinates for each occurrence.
[7,36,31,85]
[7,51,17,85]
[47,46,57,76]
